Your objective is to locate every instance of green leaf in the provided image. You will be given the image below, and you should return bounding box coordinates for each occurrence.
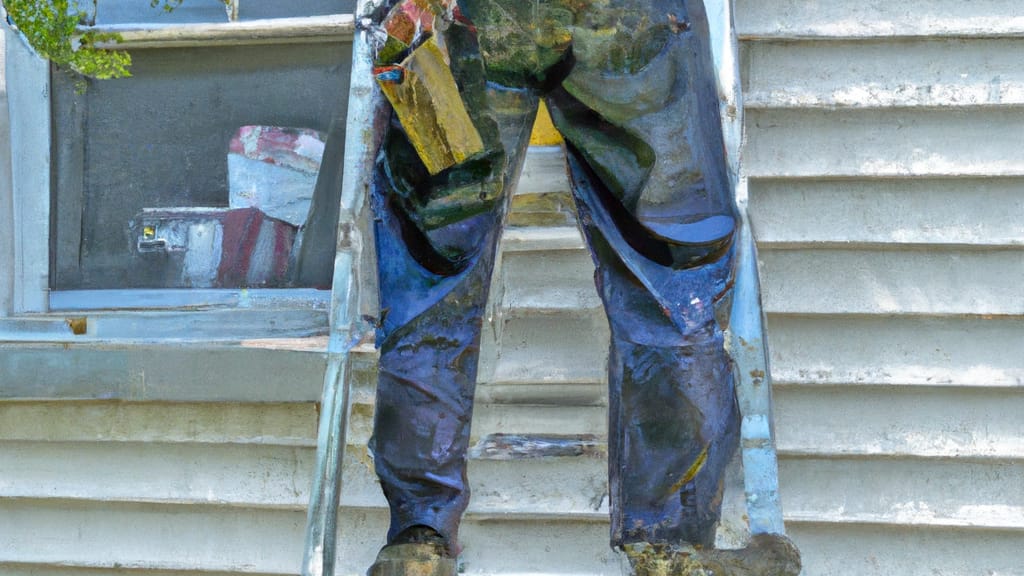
[5,0,132,80]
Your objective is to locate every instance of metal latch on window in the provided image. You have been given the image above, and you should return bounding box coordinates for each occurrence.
[132,213,196,254]
[138,224,167,252]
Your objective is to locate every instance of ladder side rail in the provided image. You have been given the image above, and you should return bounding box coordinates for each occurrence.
[301,1,387,574]
[707,0,788,536]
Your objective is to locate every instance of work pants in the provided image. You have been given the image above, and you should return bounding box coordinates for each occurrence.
[369,0,740,552]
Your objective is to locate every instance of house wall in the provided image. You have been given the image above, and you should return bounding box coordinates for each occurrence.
[1,1,1022,574]
[738,0,1024,573]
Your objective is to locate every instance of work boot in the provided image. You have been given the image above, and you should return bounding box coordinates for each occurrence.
[624,533,801,576]
[367,526,457,576]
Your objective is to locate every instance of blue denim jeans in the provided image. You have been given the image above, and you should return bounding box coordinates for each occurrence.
[369,0,739,552]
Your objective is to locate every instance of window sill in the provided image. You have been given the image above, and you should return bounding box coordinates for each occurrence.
[82,13,356,49]
[0,288,365,403]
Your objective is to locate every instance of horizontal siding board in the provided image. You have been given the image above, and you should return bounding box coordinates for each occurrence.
[743,38,1024,109]
[744,108,1024,178]
[766,315,1024,387]
[748,178,1024,247]
[498,226,587,252]
[516,146,572,196]
[470,404,607,439]
[0,440,608,517]
[785,523,1024,576]
[349,397,608,448]
[473,381,607,405]
[0,499,306,573]
[335,395,607,448]
[457,456,608,516]
[0,501,620,576]
[735,0,1024,39]
[507,191,578,227]
[489,313,609,385]
[0,344,326,402]
[499,249,602,311]
[774,385,1024,459]
[0,441,315,509]
[333,509,621,576]
[759,248,1024,315]
[443,520,616,575]
[0,402,316,445]
[780,457,1024,529]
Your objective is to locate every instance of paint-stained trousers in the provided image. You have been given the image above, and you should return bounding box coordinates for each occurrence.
[369,0,740,552]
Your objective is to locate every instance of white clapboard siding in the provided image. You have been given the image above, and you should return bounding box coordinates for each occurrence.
[736,1,1024,575]
[734,0,1024,39]
[0,399,615,576]
[749,178,1023,247]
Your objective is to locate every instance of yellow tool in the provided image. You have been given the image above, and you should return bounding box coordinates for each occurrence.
[376,37,485,175]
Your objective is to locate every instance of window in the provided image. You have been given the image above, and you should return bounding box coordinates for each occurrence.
[3,1,359,332]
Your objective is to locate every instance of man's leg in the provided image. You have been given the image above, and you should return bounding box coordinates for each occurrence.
[545,0,741,549]
[369,70,539,558]
[561,139,740,548]
[546,1,800,572]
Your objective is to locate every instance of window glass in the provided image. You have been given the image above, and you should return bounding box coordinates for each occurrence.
[50,41,350,290]
[130,126,326,288]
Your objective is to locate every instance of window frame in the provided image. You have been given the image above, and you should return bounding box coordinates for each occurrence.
[1,11,364,399]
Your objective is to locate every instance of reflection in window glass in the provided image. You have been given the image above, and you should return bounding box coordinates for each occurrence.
[129,126,325,288]
[49,41,349,291]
